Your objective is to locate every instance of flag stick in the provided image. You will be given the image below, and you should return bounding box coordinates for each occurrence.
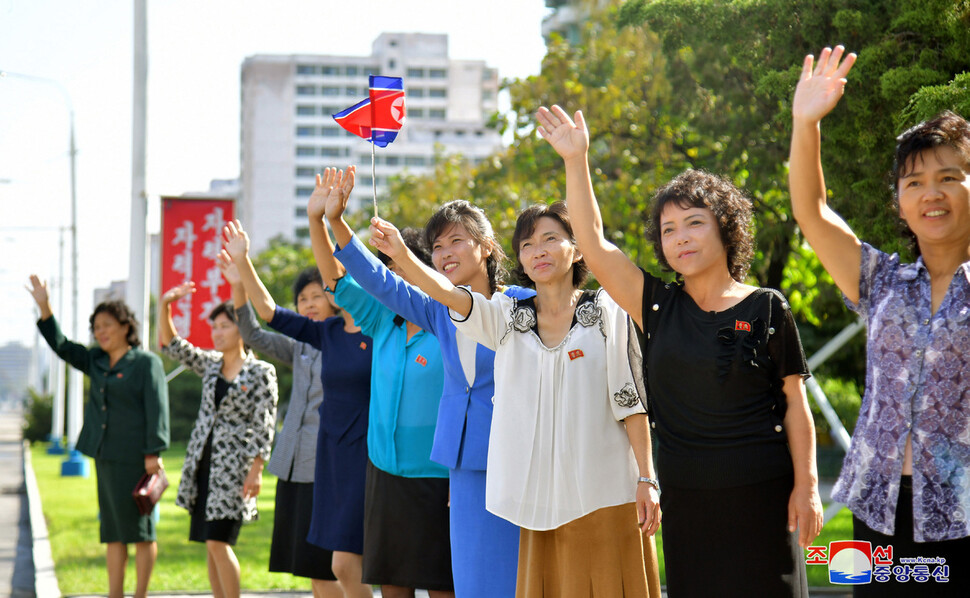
[371,140,378,218]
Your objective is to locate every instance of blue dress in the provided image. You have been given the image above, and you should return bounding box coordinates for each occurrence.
[334,235,534,597]
[269,309,372,554]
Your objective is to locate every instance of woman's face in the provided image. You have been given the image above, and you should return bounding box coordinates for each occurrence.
[431,222,491,287]
[92,312,130,354]
[518,216,581,286]
[210,313,242,353]
[296,282,333,321]
[897,145,970,249]
[659,203,728,278]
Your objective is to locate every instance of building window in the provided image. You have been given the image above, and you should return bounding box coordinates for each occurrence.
[322,86,340,96]
[321,105,340,115]
[321,127,340,137]
[296,105,316,116]
[296,167,315,177]
[429,88,447,98]
[429,109,446,119]
[296,146,316,156]
[345,66,359,77]
[322,66,340,76]
[296,85,317,96]
[296,187,314,197]
[345,86,358,96]
[321,147,341,157]
[296,65,318,75]
[429,68,447,79]
[388,59,396,69]
[385,156,400,166]
[295,206,308,218]
[346,130,357,137]
[482,90,495,101]
[404,156,427,167]
[475,130,484,137]
[407,67,425,78]
[296,126,316,137]
[409,88,425,98]
[409,108,424,118]
[295,226,310,239]
[358,175,372,186]
[455,130,465,137]
[483,68,497,81]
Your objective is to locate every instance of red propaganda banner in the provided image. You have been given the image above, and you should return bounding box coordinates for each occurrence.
[160,197,234,349]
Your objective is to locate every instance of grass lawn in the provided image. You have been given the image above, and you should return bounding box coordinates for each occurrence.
[31,443,313,595]
[32,442,854,593]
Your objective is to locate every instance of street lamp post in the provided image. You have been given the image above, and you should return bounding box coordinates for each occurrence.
[0,69,88,477]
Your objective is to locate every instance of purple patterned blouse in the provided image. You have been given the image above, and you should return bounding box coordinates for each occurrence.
[832,243,970,542]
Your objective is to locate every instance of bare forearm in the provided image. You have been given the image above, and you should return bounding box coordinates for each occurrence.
[563,154,609,256]
[308,216,345,290]
[235,256,277,322]
[784,382,818,488]
[326,214,355,250]
[230,282,247,309]
[624,413,656,479]
[788,119,829,227]
[37,300,53,321]
[158,302,176,346]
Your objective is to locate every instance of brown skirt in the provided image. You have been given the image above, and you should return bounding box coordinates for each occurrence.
[515,502,662,598]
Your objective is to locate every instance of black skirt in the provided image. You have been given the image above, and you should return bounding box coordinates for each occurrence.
[269,479,337,580]
[852,476,970,596]
[661,472,808,598]
[188,434,241,545]
[361,460,453,591]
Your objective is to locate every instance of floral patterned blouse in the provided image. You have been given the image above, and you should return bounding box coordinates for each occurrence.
[832,243,970,542]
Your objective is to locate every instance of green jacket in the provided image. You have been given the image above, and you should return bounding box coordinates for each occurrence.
[37,316,170,463]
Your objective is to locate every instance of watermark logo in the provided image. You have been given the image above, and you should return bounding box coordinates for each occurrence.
[805,542,949,584]
[828,541,872,584]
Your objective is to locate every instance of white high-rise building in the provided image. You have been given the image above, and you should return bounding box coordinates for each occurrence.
[240,33,502,252]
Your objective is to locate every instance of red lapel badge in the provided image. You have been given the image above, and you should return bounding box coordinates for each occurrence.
[735,320,752,332]
[568,349,584,361]
[116,373,124,379]
[360,341,367,350]
[415,355,428,366]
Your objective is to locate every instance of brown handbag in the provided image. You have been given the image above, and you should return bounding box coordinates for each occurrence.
[132,469,169,515]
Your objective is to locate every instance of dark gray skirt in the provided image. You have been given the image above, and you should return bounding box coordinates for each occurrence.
[361,460,453,590]
[661,472,808,598]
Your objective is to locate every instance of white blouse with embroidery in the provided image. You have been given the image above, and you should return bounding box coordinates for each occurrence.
[451,288,646,530]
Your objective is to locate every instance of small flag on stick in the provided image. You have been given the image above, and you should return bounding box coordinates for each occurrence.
[333,76,406,217]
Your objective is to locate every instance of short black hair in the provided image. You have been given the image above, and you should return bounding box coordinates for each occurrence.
[648,169,754,283]
[292,267,324,305]
[892,111,970,253]
[89,300,140,346]
[378,227,434,268]
[208,301,237,324]
[510,202,589,289]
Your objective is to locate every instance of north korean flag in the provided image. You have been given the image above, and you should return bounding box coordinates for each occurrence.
[332,75,406,147]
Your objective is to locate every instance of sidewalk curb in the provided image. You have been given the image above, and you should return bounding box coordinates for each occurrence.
[23,441,61,598]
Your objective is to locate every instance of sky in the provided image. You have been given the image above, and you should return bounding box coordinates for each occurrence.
[0,0,550,348]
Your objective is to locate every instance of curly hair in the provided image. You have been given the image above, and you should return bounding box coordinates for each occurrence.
[510,202,589,289]
[424,199,508,293]
[378,227,433,268]
[892,110,970,254]
[647,169,754,282]
[89,300,140,347]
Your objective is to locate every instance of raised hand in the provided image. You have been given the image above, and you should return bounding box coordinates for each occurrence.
[792,46,857,124]
[26,274,50,308]
[222,219,250,261]
[217,250,242,286]
[161,281,195,306]
[536,105,589,161]
[306,166,356,222]
[368,217,407,261]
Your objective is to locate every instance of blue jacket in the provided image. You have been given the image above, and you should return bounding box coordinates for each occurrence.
[334,274,448,478]
[334,235,534,471]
